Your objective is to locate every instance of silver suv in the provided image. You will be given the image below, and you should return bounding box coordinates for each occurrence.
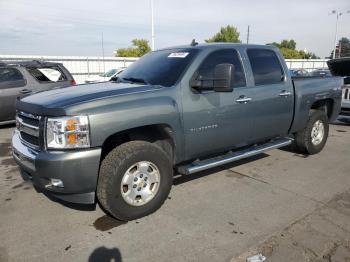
[0,60,75,125]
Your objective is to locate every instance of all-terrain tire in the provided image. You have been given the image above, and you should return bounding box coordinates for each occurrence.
[294,109,329,155]
[97,141,173,221]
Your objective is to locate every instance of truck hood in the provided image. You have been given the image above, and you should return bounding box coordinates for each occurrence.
[17,81,161,116]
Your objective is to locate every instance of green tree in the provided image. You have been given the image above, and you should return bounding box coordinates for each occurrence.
[269,39,319,59]
[115,39,151,57]
[206,25,241,43]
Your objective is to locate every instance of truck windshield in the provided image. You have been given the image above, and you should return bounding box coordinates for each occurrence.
[118,48,198,87]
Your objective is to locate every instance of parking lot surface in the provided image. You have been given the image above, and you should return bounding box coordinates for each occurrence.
[0,118,350,262]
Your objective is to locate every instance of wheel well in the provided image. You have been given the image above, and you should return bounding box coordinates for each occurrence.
[310,99,334,120]
[101,124,175,163]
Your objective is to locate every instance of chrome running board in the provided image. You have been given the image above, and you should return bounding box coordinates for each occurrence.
[177,137,293,175]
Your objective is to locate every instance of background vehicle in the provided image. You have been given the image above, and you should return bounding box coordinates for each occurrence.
[12,43,342,220]
[0,60,75,125]
[310,69,332,78]
[85,68,125,83]
[328,57,350,115]
[289,69,310,77]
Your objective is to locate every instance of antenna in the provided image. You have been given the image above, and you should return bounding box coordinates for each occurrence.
[101,32,105,74]
[191,39,198,46]
[246,25,250,44]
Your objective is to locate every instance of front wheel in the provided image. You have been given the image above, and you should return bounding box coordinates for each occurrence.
[97,141,173,221]
[294,109,329,155]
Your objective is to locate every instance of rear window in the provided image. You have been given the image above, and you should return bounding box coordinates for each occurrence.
[0,67,24,82]
[27,67,67,83]
[247,49,284,85]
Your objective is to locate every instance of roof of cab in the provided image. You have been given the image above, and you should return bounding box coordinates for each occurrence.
[157,42,279,51]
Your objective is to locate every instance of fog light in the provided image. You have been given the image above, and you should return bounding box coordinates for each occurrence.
[50,179,64,188]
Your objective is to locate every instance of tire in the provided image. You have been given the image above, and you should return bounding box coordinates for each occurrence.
[294,109,329,155]
[97,141,173,221]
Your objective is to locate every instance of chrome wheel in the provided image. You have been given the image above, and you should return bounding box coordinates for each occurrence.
[311,120,324,146]
[120,161,160,206]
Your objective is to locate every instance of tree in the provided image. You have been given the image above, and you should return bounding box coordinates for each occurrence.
[330,37,350,58]
[268,39,319,59]
[115,39,151,57]
[206,25,241,43]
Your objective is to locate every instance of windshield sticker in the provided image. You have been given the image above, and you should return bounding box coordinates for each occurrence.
[168,52,189,58]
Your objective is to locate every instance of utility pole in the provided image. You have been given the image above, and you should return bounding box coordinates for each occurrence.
[151,0,155,51]
[101,32,105,74]
[246,25,250,44]
[331,10,349,59]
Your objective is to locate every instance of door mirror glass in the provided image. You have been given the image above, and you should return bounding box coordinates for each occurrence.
[213,63,234,92]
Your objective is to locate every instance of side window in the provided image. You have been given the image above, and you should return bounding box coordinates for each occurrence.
[0,67,26,89]
[247,49,284,85]
[197,49,246,88]
[27,67,67,83]
[0,67,24,82]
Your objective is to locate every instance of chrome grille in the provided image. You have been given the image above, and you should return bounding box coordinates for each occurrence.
[16,112,41,150]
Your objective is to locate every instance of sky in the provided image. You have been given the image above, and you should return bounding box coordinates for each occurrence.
[0,0,349,58]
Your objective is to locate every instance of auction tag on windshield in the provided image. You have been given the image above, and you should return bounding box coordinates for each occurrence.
[168,52,189,58]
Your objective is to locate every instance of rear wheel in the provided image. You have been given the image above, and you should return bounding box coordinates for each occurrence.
[97,141,173,221]
[294,110,329,154]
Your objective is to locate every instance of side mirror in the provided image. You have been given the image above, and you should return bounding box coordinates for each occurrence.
[213,63,234,92]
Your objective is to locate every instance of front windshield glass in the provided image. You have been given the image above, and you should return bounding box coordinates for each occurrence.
[102,69,118,77]
[118,48,199,87]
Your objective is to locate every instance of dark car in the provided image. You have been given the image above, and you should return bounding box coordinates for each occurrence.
[0,60,76,125]
[310,69,332,78]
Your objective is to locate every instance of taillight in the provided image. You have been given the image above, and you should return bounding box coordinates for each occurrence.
[71,79,77,86]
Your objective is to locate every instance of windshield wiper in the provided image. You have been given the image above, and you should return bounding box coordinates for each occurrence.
[122,77,149,85]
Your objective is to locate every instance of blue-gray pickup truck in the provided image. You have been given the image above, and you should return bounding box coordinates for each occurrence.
[12,43,343,220]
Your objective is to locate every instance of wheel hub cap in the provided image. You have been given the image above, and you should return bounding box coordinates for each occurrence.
[120,161,160,206]
[311,120,324,146]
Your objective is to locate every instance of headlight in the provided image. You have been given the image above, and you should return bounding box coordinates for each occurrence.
[46,116,90,149]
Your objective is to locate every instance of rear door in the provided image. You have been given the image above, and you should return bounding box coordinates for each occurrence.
[0,67,27,122]
[245,49,294,141]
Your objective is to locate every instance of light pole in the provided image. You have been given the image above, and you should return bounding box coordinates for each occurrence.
[331,10,350,59]
[151,0,155,51]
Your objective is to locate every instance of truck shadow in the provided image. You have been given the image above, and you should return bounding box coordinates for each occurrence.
[173,153,269,186]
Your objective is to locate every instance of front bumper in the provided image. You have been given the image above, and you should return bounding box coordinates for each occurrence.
[12,132,101,204]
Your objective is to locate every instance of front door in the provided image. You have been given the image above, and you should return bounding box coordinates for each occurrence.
[181,49,254,159]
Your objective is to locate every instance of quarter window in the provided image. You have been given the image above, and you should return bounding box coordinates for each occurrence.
[247,49,284,85]
[197,49,246,88]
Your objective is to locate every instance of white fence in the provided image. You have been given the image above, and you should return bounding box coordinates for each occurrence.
[0,55,329,84]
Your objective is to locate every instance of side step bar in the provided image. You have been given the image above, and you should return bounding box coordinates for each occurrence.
[177,137,293,175]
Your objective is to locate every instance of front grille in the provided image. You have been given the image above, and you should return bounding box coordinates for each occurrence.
[16,111,42,150]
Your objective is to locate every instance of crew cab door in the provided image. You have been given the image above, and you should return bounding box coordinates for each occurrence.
[181,49,254,159]
[245,49,294,141]
[0,67,27,122]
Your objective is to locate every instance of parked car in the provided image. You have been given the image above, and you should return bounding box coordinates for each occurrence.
[12,43,342,220]
[310,69,332,78]
[85,68,125,83]
[289,69,310,77]
[327,57,350,115]
[0,60,75,125]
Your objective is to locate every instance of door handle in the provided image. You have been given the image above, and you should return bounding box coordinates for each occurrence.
[20,89,32,94]
[279,91,292,97]
[235,96,252,104]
